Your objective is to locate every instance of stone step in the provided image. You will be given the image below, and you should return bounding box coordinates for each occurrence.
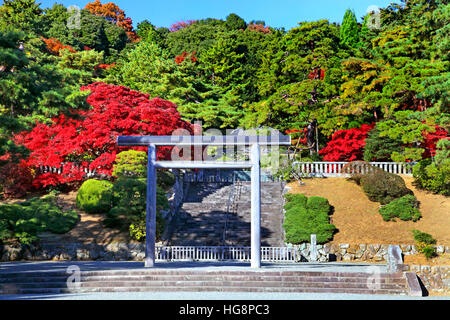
[0,269,407,278]
[0,287,409,295]
[0,269,409,295]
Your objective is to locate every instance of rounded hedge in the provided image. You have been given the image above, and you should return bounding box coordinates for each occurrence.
[283,194,335,244]
[108,178,168,241]
[306,196,330,213]
[360,170,412,204]
[378,195,421,222]
[284,194,307,210]
[76,179,113,214]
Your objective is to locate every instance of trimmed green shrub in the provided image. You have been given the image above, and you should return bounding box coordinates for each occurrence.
[0,193,78,245]
[103,207,125,228]
[379,195,421,222]
[412,229,436,245]
[306,196,330,213]
[112,150,147,179]
[283,194,335,244]
[413,158,450,196]
[283,194,307,210]
[412,230,437,260]
[108,178,168,241]
[360,169,413,204]
[157,170,176,191]
[284,193,299,202]
[112,151,175,191]
[76,179,113,214]
[420,245,436,260]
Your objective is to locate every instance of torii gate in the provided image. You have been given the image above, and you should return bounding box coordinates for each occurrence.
[117,134,291,268]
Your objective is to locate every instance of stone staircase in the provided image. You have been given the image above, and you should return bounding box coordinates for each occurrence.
[0,268,411,295]
[168,181,285,247]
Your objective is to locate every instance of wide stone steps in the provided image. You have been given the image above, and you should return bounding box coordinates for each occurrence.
[0,270,410,295]
[170,181,285,247]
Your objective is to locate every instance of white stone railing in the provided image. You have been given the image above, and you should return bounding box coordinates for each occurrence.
[155,246,297,262]
[293,161,416,177]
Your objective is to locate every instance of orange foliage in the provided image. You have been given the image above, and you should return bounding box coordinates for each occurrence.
[247,23,271,34]
[41,37,77,56]
[85,1,138,41]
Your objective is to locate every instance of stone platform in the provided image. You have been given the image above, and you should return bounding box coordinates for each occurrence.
[0,261,419,296]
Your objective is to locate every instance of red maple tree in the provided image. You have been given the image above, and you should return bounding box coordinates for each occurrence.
[15,83,193,189]
[319,123,375,161]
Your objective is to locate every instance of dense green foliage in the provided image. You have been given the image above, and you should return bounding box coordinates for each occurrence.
[378,195,421,221]
[112,150,147,179]
[412,139,450,195]
[76,179,113,214]
[0,192,78,244]
[412,229,437,259]
[283,193,336,244]
[359,169,413,204]
[106,178,168,241]
[340,9,359,48]
[363,124,403,162]
[412,229,436,245]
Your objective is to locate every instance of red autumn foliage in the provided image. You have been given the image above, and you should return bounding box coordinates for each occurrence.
[41,37,77,56]
[169,20,196,32]
[285,128,307,146]
[0,159,33,198]
[15,83,193,189]
[174,51,197,65]
[247,23,271,34]
[319,123,375,161]
[308,68,326,80]
[422,125,448,158]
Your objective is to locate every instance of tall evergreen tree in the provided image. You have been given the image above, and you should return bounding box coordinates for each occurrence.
[340,9,359,48]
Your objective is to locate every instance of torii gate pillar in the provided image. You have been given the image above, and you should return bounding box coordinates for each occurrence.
[145,144,157,268]
[250,143,261,268]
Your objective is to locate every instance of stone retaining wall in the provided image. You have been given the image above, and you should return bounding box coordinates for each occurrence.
[2,242,449,264]
[0,243,148,262]
[404,265,450,294]
[290,243,450,263]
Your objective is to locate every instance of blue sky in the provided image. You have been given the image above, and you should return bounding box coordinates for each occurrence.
[36,0,396,30]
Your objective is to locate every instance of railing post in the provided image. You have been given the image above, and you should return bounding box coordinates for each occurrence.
[145,144,157,268]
